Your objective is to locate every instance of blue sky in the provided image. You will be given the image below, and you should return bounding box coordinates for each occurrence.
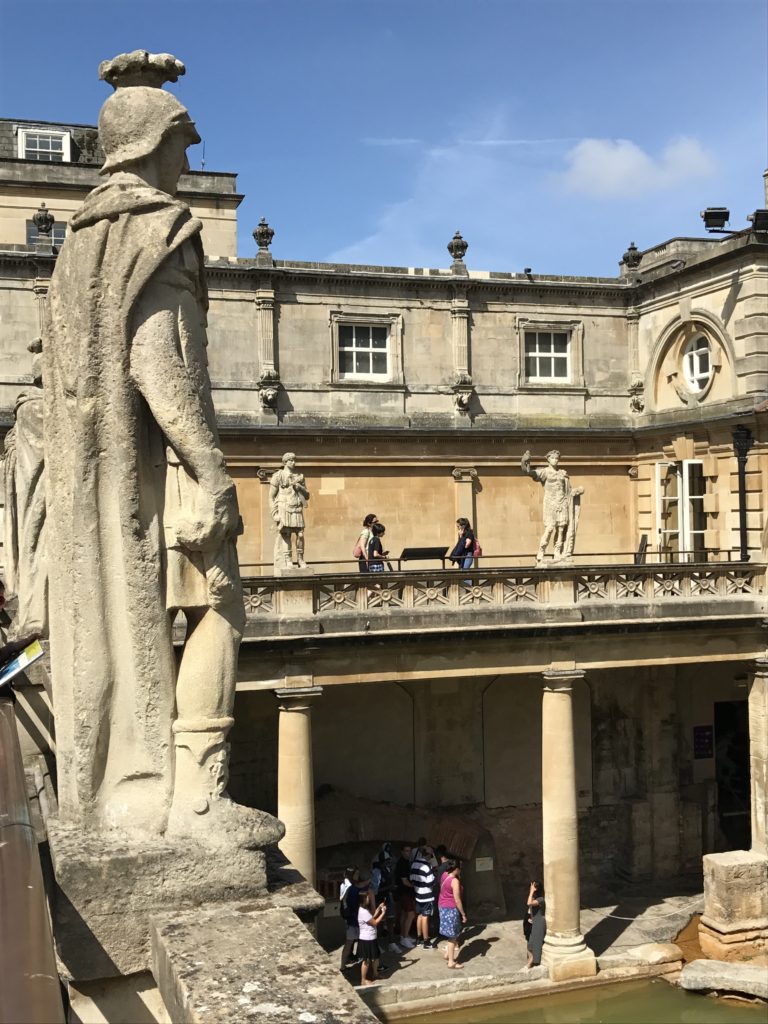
[1,0,766,275]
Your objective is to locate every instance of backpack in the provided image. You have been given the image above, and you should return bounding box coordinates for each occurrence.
[473,538,482,557]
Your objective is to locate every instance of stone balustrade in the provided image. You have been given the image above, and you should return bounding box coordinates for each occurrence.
[239,561,767,640]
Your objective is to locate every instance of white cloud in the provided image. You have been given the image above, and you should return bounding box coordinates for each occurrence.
[558,137,717,199]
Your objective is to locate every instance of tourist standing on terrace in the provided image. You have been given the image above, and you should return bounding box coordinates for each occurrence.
[354,513,378,573]
[449,518,476,571]
[438,859,467,969]
[411,845,438,948]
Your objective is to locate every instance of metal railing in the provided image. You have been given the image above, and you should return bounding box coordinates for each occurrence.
[0,689,64,1024]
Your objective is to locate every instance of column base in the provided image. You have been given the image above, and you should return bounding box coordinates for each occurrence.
[699,918,768,962]
[542,932,597,981]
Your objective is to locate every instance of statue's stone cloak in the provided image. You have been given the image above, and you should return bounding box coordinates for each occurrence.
[3,387,48,637]
[44,177,205,832]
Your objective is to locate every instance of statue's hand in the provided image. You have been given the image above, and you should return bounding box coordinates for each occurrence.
[175,484,239,552]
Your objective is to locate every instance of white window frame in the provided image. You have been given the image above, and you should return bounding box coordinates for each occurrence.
[16,126,71,163]
[655,459,707,562]
[523,328,570,382]
[682,334,713,393]
[329,311,404,385]
[515,318,585,389]
[26,220,67,247]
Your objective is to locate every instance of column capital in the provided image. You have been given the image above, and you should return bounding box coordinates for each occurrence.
[542,668,585,692]
[753,656,768,678]
[275,685,323,709]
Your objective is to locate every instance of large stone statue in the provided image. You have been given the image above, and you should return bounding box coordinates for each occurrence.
[3,338,48,638]
[43,51,274,846]
[521,449,584,564]
[270,452,310,570]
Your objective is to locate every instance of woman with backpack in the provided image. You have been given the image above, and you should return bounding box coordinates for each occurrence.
[353,513,378,573]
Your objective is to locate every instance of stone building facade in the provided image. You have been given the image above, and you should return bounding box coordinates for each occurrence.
[1,120,766,974]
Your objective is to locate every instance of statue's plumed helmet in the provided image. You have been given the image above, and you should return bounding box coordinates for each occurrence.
[97,51,201,175]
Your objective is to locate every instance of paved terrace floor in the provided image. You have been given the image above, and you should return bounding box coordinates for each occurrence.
[324,883,708,1015]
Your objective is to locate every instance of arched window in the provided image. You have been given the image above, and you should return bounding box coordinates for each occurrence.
[682,335,712,391]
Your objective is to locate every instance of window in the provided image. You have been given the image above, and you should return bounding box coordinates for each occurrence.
[682,335,712,392]
[338,323,389,378]
[17,128,71,162]
[656,460,707,561]
[26,220,67,248]
[524,330,570,382]
[329,312,403,385]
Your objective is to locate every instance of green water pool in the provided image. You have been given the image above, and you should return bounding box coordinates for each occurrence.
[404,978,767,1023]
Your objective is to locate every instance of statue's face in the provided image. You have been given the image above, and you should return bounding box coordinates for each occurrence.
[547,453,559,468]
[285,457,296,471]
[153,124,194,195]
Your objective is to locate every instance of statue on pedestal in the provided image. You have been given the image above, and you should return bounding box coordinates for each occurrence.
[521,450,584,564]
[3,338,48,638]
[270,452,310,571]
[43,51,278,848]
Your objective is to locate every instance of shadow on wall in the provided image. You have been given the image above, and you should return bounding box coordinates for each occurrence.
[313,786,506,922]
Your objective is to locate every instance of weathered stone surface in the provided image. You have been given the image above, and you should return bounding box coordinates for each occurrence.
[48,820,286,980]
[152,904,377,1023]
[625,942,683,964]
[702,850,768,928]
[679,959,768,1000]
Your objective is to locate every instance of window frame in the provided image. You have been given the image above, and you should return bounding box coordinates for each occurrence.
[16,126,72,163]
[682,334,713,393]
[655,458,707,562]
[26,220,67,248]
[329,311,404,386]
[516,318,585,389]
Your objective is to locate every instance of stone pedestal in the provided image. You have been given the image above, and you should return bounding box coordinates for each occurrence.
[276,686,322,888]
[47,813,283,981]
[540,669,597,981]
[699,850,768,961]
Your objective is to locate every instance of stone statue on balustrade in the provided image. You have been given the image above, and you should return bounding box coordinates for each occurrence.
[3,338,48,639]
[521,450,585,564]
[43,50,280,850]
[270,452,310,571]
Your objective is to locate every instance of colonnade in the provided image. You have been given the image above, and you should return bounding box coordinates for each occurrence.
[274,657,767,976]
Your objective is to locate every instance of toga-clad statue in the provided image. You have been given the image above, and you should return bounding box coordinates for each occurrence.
[3,338,48,638]
[43,51,280,848]
[270,452,310,570]
[521,449,584,564]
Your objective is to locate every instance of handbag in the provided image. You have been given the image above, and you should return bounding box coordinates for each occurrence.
[353,542,364,559]
[473,539,483,557]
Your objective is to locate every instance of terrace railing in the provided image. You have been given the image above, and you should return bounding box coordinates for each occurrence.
[238,558,767,639]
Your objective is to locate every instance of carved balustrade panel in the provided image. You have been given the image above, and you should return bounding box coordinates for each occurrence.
[242,583,276,615]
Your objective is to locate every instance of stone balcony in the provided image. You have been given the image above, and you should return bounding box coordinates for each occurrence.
[238,560,767,642]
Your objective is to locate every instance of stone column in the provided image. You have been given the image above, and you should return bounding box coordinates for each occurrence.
[452,467,477,531]
[275,685,322,888]
[540,669,596,980]
[699,656,768,960]
[750,657,768,856]
[255,287,276,375]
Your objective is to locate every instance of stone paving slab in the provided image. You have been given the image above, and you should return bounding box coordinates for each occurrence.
[330,893,701,1014]
[680,959,768,1000]
[152,903,377,1024]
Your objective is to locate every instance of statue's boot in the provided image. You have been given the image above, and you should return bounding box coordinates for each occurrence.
[166,717,284,849]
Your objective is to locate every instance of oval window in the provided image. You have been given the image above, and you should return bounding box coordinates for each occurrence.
[682,335,712,392]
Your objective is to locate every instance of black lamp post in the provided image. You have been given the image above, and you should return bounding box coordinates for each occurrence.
[732,425,754,562]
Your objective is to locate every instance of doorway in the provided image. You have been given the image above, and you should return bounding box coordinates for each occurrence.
[714,700,750,850]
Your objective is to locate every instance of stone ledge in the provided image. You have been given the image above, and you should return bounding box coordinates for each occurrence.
[152,903,377,1024]
[47,816,294,981]
[679,959,768,1001]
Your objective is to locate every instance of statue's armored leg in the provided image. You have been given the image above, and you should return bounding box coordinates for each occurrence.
[296,529,307,569]
[537,526,553,563]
